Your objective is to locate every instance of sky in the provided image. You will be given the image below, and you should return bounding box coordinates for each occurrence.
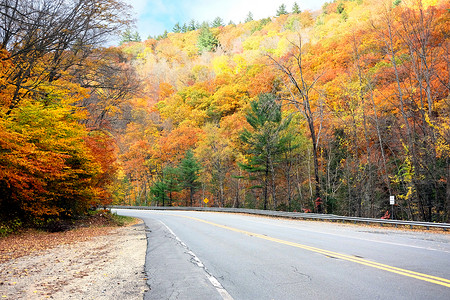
[121,0,329,39]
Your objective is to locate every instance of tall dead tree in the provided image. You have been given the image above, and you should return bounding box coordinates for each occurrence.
[267,35,324,213]
[0,0,132,112]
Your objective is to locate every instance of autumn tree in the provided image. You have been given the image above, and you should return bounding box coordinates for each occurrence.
[78,47,141,130]
[277,115,305,210]
[0,0,133,228]
[0,0,132,113]
[370,1,449,221]
[0,99,102,222]
[84,130,120,208]
[196,123,235,207]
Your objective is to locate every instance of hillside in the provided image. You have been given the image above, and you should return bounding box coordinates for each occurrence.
[115,0,449,222]
[0,0,448,229]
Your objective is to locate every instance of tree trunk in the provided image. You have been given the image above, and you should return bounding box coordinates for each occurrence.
[267,36,323,213]
[446,160,450,223]
[189,187,194,206]
[263,160,269,210]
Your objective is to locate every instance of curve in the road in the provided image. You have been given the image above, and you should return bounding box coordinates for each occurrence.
[165,212,450,289]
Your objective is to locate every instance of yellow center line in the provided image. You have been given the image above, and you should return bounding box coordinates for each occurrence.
[164,213,450,288]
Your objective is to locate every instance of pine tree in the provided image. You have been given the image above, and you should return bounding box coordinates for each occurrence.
[197,25,219,52]
[166,166,181,206]
[212,17,225,28]
[337,3,345,14]
[179,150,201,206]
[245,12,254,23]
[150,180,168,206]
[173,22,182,33]
[276,4,288,16]
[188,19,197,31]
[120,29,141,45]
[239,93,294,210]
[292,2,301,14]
[181,23,188,33]
[132,31,141,42]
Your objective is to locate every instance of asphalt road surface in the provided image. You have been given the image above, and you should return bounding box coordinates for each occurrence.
[113,209,450,300]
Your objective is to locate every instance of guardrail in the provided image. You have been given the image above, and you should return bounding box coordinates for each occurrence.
[108,205,450,231]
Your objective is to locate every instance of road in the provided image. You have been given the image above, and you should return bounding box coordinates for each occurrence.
[113,209,450,300]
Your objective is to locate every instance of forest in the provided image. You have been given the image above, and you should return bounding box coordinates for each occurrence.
[0,0,449,232]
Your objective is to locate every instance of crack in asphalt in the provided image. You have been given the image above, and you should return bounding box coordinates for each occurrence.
[291,265,312,281]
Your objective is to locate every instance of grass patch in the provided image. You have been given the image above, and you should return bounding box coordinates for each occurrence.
[87,209,137,227]
[109,212,136,226]
[0,210,138,237]
[0,218,23,238]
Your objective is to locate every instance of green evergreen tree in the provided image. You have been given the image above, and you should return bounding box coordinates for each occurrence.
[154,30,168,40]
[119,29,141,45]
[245,11,254,23]
[276,4,288,16]
[150,166,180,206]
[150,179,168,206]
[173,22,182,33]
[179,150,201,206]
[188,19,197,31]
[292,2,301,14]
[197,25,219,52]
[212,17,225,28]
[239,93,294,210]
[163,166,180,206]
[120,28,132,45]
[337,3,345,14]
[132,31,141,42]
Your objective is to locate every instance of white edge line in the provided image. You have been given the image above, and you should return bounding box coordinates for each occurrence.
[159,220,234,300]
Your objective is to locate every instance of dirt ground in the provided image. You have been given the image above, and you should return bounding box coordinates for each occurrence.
[0,221,147,299]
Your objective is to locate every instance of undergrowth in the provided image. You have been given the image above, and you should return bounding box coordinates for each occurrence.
[0,209,136,237]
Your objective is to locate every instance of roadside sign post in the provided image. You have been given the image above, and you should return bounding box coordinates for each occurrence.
[390,196,395,219]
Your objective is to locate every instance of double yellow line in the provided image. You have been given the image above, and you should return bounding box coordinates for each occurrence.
[172,214,450,288]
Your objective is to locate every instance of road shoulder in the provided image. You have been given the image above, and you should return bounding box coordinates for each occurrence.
[0,222,147,299]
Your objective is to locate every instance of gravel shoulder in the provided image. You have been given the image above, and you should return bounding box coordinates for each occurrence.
[0,221,147,299]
